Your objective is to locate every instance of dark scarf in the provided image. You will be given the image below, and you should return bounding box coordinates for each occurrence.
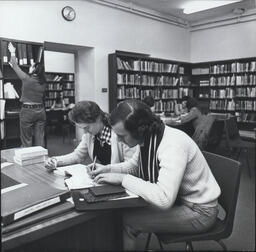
[139,122,165,183]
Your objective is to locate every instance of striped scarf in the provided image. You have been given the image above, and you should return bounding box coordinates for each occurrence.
[139,123,165,183]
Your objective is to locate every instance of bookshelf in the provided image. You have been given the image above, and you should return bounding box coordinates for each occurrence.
[109,51,192,114]
[44,72,75,110]
[191,57,256,130]
[0,37,44,148]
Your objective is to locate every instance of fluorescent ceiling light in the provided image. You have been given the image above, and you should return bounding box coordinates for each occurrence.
[183,0,242,14]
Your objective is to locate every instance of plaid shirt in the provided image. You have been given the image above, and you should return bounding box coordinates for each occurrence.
[96,125,111,146]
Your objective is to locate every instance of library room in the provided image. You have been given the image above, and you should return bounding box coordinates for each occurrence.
[0,0,255,251]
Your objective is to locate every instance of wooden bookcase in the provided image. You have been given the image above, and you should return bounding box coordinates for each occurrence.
[0,37,44,148]
[191,57,256,130]
[109,51,192,114]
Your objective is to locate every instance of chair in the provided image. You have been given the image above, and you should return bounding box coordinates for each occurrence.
[224,116,255,177]
[145,151,241,251]
[204,119,225,152]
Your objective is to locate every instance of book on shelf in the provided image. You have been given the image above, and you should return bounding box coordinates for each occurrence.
[4,82,19,99]
[36,46,43,63]
[2,40,9,63]
[0,100,6,120]
[17,43,23,65]
[21,43,28,65]
[1,172,70,226]
[27,44,34,65]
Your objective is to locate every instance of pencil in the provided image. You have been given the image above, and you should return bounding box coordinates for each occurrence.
[92,156,97,171]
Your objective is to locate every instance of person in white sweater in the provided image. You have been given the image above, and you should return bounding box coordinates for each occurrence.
[45,101,139,173]
[92,99,221,251]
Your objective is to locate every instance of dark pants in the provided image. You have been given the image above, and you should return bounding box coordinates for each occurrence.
[20,107,46,147]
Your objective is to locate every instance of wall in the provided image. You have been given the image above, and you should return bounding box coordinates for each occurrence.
[0,0,190,114]
[190,20,256,62]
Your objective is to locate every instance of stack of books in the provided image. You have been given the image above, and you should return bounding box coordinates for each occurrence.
[14,146,48,166]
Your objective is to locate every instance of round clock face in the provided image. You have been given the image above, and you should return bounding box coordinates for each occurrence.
[62,6,76,21]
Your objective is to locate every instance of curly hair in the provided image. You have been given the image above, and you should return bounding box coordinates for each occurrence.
[110,99,163,141]
[68,101,109,125]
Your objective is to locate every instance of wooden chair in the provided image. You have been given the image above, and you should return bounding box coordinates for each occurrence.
[223,116,255,177]
[145,152,241,251]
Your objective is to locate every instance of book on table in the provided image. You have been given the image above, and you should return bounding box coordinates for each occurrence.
[1,173,70,226]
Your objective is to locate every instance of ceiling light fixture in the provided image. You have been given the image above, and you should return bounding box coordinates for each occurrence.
[183,0,242,14]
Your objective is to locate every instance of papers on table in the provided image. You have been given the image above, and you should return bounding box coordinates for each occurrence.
[54,164,101,190]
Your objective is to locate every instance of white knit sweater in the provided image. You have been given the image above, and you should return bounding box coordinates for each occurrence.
[122,126,221,210]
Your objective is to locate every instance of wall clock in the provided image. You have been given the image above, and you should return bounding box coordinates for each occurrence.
[62,6,76,21]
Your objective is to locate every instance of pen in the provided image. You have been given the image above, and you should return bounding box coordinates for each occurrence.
[92,156,97,171]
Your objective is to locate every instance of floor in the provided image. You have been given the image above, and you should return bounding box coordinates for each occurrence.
[47,133,255,251]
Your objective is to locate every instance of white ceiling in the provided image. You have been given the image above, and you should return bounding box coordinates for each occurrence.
[114,0,256,23]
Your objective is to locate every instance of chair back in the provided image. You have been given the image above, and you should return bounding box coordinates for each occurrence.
[205,119,224,152]
[224,116,240,140]
[203,151,241,236]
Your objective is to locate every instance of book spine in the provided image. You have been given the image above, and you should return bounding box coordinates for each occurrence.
[2,196,61,226]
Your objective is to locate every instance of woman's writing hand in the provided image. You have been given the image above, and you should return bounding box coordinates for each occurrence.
[45,157,58,172]
[93,173,125,185]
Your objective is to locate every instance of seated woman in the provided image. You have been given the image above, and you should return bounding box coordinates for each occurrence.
[91,100,221,251]
[45,101,139,173]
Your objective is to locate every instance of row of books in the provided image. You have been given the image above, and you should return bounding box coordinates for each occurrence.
[117,87,140,99]
[210,100,235,111]
[236,87,256,97]
[193,62,256,76]
[236,112,256,123]
[2,40,43,65]
[46,74,74,82]
[116,57,182,73]
[210,89,235,98]
[46,82,75,91]
[117,73,191,87]
[210,75,235,86]
[140,89,161,99]
[236,101,256,111]
[155,100,176,112]
[236,74,256,85]
[44,98,72,109]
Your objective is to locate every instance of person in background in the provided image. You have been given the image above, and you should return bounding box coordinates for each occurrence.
[179,96,215,149]
[50,91,67,110]
[92,99,221,251]
[174,98,188,116]
[45,100,139,173]
[142,95,155,112]
[8,42,46,147]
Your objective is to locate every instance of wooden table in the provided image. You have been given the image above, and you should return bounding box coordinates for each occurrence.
[1,148,143,252]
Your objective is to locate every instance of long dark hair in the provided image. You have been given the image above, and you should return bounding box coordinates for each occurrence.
[31,62,46,84]
[110,99,163,142]
[69,101,109,125]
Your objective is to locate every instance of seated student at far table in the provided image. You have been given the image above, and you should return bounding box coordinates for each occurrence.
[45,100,139,173]
[179,96,215,149]
[91,99,221,251]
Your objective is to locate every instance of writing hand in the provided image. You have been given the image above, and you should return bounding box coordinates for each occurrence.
[89,163,111,178]
[45,157,57,172]
[93,173,125,185]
